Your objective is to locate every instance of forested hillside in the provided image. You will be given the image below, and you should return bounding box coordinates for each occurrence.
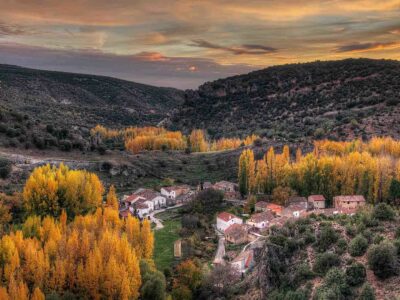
[171,59,400,141]
[0,64,184,151]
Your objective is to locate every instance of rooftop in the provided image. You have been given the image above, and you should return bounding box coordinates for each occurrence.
[218,211,240,222]
[308,195,326,202]
[249,211,275,223]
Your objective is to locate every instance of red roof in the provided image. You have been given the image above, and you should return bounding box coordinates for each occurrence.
[119,209,131,218]
[249,211,275,223]
[125,194,142,203]
[266,203,283,214]
[217,212,239,222]
[309,195,325,202]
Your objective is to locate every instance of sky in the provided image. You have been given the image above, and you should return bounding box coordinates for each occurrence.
[0,0,399,89]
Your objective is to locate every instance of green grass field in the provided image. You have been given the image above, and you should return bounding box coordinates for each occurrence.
[153,217,181,271]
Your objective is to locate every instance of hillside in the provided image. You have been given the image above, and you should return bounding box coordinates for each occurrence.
[0,64,184,150]
[171,59,400,141]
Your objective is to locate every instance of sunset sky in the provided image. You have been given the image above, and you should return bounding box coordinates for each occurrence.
[0,0,399,88]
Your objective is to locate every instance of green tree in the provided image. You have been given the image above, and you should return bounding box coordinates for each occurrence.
[358,283,376,300]
[367,240,398,279]
[349,234,369,257]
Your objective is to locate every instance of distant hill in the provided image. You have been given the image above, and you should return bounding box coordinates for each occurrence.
[170,58,400,141]
[0,64,184,151]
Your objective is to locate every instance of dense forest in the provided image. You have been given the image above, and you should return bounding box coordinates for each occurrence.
[239,137,400,205]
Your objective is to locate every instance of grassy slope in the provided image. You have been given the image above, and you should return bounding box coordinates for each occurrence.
[153,209,182,270]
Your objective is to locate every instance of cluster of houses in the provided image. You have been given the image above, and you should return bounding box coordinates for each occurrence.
[119,184,195,218]
[118,180,240,219]
[216,194,367,273]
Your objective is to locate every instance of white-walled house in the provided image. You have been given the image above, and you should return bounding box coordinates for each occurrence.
[216,212,243,232]
[161,185,191,200]
[246,211,275,229]
[134,189,167,209]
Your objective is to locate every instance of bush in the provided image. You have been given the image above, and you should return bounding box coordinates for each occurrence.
[315,225,338,252]
[367,240,398,279]
[345,263,366,286]
[0,157,12,179]
[314,268,351,300]
[349,234,369,257]
[313,252,341,275]
[336,238,347,255]
[372,203,395,221]
[358,283,376,300]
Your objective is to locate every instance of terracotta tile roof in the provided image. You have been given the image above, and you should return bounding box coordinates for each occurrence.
[266,203,284,215]
[225,224,247,239]
[334,195,366,202]
[249,211,275,223]
[218,212,240,222]
[269,216,290,227]
[308,195,325,202]
[125,194,142,203]
[134,189,159,200]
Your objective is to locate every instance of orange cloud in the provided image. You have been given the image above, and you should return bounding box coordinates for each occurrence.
[132,51,169,62]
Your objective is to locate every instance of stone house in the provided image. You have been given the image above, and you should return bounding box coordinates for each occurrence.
[224,224,248,244]
[333,195,366,209]
[308,195,326,209]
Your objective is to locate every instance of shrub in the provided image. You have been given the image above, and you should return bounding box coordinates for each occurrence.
[313,252,341,275]
[0,157,12,179]
[367,240,398,279]
[345,263,366,286]
[314,268,351,300]
[349,234,369,257]
[336,238,347,255]
[358,283,376,300]
[372,203,395,221]
[315,225,338,252]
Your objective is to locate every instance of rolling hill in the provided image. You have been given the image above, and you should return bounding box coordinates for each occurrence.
[170,58,400,141]
[0,64,184,151]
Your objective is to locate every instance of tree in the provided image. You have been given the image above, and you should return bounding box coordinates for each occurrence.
[173,260,202,292]
[189,129,208,152]
[31,287,45,300]
[358,283,376,300]
[23,164,104,218]
[367,240,398,279]
[345,263,366,286]
[372,203,395,221]
[244,195,257,214]
[349,234,369,257]
[141,219,154,259]
[190,189,223,218]
[0,202,11,235]
[238,149,255,195]
[313,253,340,275]
[106,185,119,210]
[272,186,294,205]
[140,260,166,300]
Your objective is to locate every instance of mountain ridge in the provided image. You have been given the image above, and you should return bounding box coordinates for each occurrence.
[170,58,400,141]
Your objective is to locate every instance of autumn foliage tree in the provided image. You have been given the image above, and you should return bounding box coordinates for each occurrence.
[23,164,104,218]
[0,207,154,299]
[238,149,255,195]
[238,137,400,204]
[106,185,119,210]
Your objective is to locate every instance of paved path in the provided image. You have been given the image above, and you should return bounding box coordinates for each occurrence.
[213,231,226,265]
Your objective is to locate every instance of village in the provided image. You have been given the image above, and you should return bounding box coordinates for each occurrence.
[118,179,367,275]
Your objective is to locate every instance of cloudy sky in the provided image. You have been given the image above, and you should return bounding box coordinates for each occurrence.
[0,0,399,89]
